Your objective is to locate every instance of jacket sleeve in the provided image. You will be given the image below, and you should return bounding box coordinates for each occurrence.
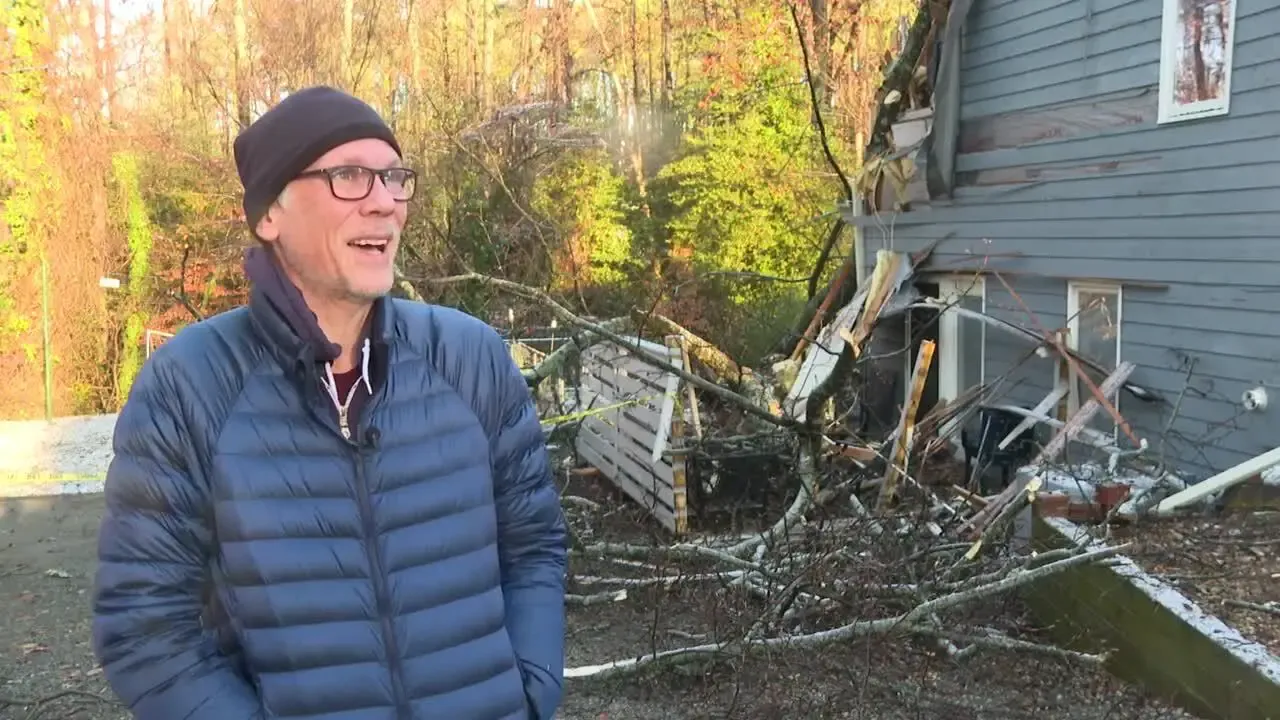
[92,357,265,720]
[485,335,569,720]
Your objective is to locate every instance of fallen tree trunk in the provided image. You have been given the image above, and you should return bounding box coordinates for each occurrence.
[416,272,799,430]
[631,309,775,410]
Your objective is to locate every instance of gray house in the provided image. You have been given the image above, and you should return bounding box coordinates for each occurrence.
[844,0,1274,483]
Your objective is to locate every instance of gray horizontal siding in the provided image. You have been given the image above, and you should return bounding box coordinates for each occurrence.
[956,276,1273,480]
[854,0,1280,481]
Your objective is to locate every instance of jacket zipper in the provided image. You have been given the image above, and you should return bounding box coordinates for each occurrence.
[324,369,361,440]
[319,349,409,718]
[338,403,351,439]
[352,436,410,720]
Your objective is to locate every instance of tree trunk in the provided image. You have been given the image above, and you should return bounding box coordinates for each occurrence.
[809,0,831,108]
[233,0,250,128]
[660,0,672,109]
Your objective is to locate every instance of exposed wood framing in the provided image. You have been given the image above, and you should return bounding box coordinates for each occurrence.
[955,156,1162,188]
[918,0,975,200]
[957,89,1158,155]
[878,339,936,512]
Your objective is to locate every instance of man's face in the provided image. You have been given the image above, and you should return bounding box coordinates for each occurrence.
[255,138,409,307]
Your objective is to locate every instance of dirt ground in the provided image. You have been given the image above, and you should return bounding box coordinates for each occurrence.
[1111,508,1280,658]
[0,412,1219,719]
[1,489,1203,720]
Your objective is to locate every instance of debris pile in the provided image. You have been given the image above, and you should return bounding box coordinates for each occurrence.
[434,246,1244,679]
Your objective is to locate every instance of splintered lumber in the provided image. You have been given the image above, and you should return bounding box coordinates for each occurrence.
[960,361,1136,537]
[838,250,903,353]
[878,339,935,512]
[782,250,916,420]
[1152,445,1280,515]
[789,244,856,362]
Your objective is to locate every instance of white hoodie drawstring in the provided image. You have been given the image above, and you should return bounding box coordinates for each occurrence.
[321,338,373,417]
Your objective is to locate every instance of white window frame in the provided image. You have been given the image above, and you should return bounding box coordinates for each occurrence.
[936,275,986,404]
[1063,281,1123,434]
[1158,0,1238,124]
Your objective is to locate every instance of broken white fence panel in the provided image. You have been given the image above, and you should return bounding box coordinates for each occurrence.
[575,335,689,534]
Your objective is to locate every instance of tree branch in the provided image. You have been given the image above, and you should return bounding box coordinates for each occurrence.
[413,272,799,429]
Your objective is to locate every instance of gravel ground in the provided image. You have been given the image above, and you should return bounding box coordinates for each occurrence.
[0,416,1210,718]
[0,416,116,482]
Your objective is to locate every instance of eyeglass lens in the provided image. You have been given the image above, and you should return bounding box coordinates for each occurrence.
[329,166,415,200]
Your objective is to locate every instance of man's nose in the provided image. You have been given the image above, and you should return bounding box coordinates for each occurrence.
[362,175,398,213]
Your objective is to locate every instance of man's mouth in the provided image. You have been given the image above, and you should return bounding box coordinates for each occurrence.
[347,236,390,254]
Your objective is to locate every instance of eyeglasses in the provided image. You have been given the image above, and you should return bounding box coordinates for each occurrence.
[295,165,418,202]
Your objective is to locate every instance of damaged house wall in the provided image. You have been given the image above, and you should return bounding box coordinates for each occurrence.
[845,0,1280,482]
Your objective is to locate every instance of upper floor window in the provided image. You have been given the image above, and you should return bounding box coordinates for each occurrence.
[1158,0,1238,123]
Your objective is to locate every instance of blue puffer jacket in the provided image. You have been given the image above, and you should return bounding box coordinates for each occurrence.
[92,271,567,719]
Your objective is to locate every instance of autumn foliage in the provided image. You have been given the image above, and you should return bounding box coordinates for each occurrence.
[0,0,920,419]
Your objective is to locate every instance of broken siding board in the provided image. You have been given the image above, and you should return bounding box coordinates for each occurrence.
[855,187,1280,228]
[858,253,1280,289]
[964,81,1280,170]
[954,158,1280,205]
[958,91,1158,155]
[965,41,1158,104]
[920,238,1280,266]
[955,156,1163,188]
[1122,283,1279,311]
[964,65,1154,120]
[893,237,1280,266]
[958,118,1280,179]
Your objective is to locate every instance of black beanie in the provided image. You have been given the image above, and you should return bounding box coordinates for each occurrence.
[233,86,402,233]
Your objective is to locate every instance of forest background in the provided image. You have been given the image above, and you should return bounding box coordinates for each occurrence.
[0,0,920,419]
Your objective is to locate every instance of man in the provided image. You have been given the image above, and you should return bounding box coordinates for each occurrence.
[91,86,568,720]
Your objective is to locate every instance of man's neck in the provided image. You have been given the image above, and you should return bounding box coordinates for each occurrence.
[312,300,373,373]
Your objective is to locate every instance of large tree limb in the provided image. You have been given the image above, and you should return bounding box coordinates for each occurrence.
[565,543,1122,680]
[630,310,774,409]
[522,316,633,386]
[415,272,799,429]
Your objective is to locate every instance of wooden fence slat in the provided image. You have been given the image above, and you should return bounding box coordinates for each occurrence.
[574,334,691,534]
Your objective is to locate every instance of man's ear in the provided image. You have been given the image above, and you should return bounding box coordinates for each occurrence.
[255,199,284,242]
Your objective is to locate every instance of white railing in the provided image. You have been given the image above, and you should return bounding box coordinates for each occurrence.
[144,329,175,358]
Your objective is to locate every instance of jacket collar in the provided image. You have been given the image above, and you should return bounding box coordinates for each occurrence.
[243,245,395,378]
